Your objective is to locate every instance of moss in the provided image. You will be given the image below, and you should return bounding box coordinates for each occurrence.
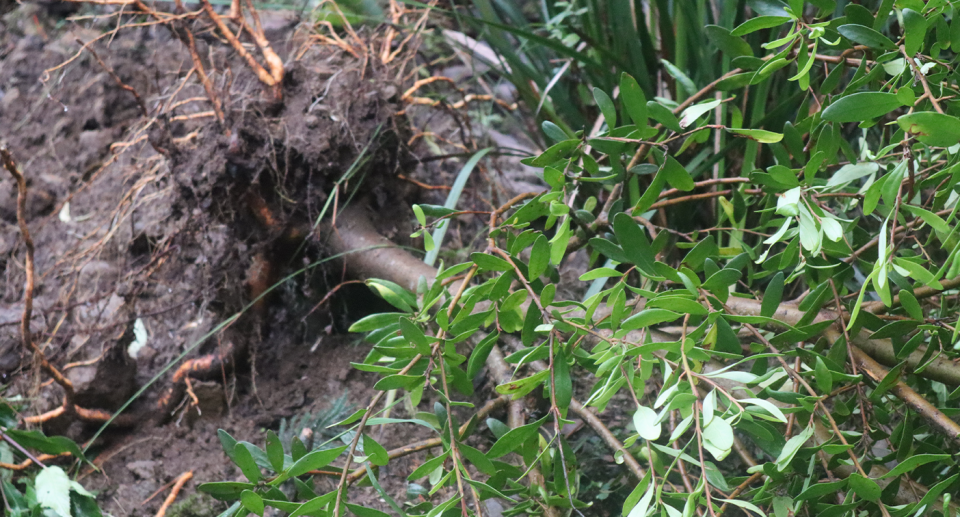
[163,493,222,517]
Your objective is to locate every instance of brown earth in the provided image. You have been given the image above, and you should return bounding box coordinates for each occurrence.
[0,3,483,515]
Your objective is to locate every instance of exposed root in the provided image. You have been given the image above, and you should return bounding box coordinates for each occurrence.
[199,0,283,100]
[0,453,71,471]
[154,470,193,517]
[154,341,237,422]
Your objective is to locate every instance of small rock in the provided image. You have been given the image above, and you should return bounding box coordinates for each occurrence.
[126,460,158,480]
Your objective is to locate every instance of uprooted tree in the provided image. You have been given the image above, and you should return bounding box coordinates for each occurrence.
[5,0,960,516]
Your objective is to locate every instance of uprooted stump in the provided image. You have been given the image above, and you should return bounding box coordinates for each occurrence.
[0,6,424,435]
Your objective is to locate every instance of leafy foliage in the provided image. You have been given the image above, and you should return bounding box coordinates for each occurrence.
[0,399,102,517]
[207,1,960,516]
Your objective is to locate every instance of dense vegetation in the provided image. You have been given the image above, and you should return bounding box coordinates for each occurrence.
[317,1,960,516]
[6,1,960,516]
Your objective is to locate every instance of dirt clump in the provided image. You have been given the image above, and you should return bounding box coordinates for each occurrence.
[0,4,444,513]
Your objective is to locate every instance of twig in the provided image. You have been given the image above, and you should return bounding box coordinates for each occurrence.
[0,431,48,468]
[154,471,193,517]
[724,297,960,444]
[0,452,69,471]
[2,148,77,409]
[199,0,280,97]
[79,40,148,117]
[569,399,646,480]
[172,24,225,126]
[901,45,943,114]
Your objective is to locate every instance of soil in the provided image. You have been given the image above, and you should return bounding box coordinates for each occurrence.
[0,3,626,516]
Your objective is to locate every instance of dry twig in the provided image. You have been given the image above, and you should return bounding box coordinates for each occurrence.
[154,471,193,517]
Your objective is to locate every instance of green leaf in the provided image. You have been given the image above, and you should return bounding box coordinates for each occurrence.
[265,431,285,474]
[3,430,84,461]
[289,492,337,517]
[902,8,927,56]
[870,362,905,401]
[837,24,896,49]
[633,406,661,440]
[899,291,924,321]
[777,425,814,471]
[880,454,953,478]
[704,25,754,57]
[898,112,960,147]
[35,467,74,517]
[528,235,550,279]
[761,272,784,318]
[620,73,648,130]
[241,490,265,517]
[647,101,683,133]
[349,313,404,333]
[716,72,754,91]
[725,128,783,143]
[827,162,878,187]
[702,417,734,461]
[731,16,792,36]
[233,443,261,483]
[893,258,942,289]
[776,187,801,217]
[716,499,766,517]
[408,453,448,480]
[660,59,697,96]
[647,296,707,315]
[901,204,951,234]
[542,121,569,143]
[526,139,580,167]
[400,317,432,356]
[418,204,457,218]
[620,309,682,331]
[412,205,426,226]
[822,92,902,122]
[626,476,655,517]
[679,99,721,128]
[470,252,513,272]
[796,479,848,501]
[488,417,547,458]
[579,268,622,281]
[593,87,616,129]
[661,156,695,191]
[362,435,389,466]
[740,398,788,423]
[350,498,394,517]
[848,473,881,502]
[897,86,915,107]
[459,444,497,476]
[815,357,833,394]
[366,279,416,312]
[467,332,500,379]
[554,348,572,412]
[375,374,425,391]
[280,446,349,482]
[613,213,657,274]
[495,371,549,400]
[198,481,256,501]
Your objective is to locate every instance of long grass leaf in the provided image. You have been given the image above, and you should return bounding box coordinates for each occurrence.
[424,148,493,266]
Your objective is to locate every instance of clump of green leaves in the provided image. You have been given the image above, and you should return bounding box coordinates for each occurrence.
[198,429,350,516]
[0,399,102,517]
